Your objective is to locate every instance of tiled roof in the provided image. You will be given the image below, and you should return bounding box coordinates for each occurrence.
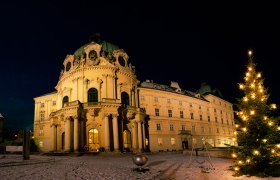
[139,81,208,101]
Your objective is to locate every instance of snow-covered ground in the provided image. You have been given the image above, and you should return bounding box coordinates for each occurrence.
[0,152,278,180]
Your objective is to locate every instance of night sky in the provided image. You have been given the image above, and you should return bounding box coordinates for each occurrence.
[1,1,280,130]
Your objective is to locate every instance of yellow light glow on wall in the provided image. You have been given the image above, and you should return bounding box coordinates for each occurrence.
[243,97,248,102]
[250,83,255,88]
[268,122,273,126]
[248,50,252,56]
[277,126,280,131]
[248,67,252,71]
[257,73,261,78]
[239,84,244,89]
[262,139,267,143]
[245,77,248,81]
[242,116,247,121]
[238,160,243,164]
[246,72,250,77]
[234,167,239,171]
[234,131,237,135]
[264,116,267,120]
[242,127,247,132]
[251,94,255,99]
[232,153,237,158]
[246,159,250,163]
[276,144,280,148]
[272,149,275,153]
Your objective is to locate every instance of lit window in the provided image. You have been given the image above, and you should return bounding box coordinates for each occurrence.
[155,108,160,116]
[171,138,175,145]
[199,115,203,121]
[39,127,44,136]
[179,101,182,105]
[201,127,204,133]
[39,141,43,147]
[40,113,45,121]
[180,111,184,118]
[140,96,145,101]
[192,125,195,133]
[190,113,194,120]
[156,123,161,130]
[208,116,210,122]
[154,96,158,102]
[158,138,163,146]
[88,129,99,144]
[170,124,174,131]
[40,103,44,108]
[182,125,186,130]
[168,110,172,117]
[167,99,171,103]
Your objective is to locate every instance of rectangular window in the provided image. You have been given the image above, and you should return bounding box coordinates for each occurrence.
[207,108,209,112]
[221,118,224,124]
[214,108,216,113]
[171,138,175,145]
[192,125,195,133]
[170,124,174,131]
[190,113,194,120]
[52,101,56,106]
[182,125,186,130]
[39,127,44,136]
[40,103,44,108]
[180,111,184,118]
[215,117,218,123]
[208,116,210,122]
[199,105,201,109]
[168,110,172,117]
[199,114,203,121]
[140,96,145,101]
[227,119,229,125]
[217,128,219,133]
[156,123,161,130]
[201,127,204,133]
[167,99,171,103]
[179,100,182,105]
[189,103,192,107]
[155,108,160,116]
[154,96,158,102]
[40,113,45,121]
[220,110,222,114]
[158,138,163,146]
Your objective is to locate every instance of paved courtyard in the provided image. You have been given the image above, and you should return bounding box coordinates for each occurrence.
[0,152,276,180]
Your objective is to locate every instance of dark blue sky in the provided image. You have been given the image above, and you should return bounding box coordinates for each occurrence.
[1,1,280,129]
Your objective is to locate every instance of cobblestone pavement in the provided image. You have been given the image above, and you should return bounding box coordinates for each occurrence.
[0,152,266,180]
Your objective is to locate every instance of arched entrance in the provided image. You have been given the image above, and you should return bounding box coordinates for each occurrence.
[88,128,99,152]
[123,130,131,152]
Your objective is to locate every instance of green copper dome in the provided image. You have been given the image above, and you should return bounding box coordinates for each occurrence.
[74,41,119,58]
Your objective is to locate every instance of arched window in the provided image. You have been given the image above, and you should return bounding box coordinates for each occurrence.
[88,129,99,144]
[62,96,69,107]
[121,92,129,107]
[88,88,98,103]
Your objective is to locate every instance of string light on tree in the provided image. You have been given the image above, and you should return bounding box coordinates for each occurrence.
[232,50,280,176]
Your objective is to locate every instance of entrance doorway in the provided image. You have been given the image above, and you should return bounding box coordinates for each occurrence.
[88,129,99,152]
[123,130,131,152]
[61,132,65,150]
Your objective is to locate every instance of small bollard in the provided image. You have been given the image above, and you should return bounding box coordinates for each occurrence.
[132,154,149,172]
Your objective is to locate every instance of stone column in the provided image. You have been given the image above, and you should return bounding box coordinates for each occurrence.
[137,120,143,152]
[50,124,55,151]
[64,117,71,151]
[73,116,79,151]
[112,114,119,151]
[142,123,146,150]
[132,121,138,150]
[104,114,110,151]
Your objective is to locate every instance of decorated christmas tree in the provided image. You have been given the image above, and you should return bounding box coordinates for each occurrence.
[233,50,280,177]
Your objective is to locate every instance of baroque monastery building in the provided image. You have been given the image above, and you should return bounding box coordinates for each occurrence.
[33,36,236,152]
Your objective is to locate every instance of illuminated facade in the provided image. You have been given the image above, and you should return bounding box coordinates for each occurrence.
[33,37,236,152]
